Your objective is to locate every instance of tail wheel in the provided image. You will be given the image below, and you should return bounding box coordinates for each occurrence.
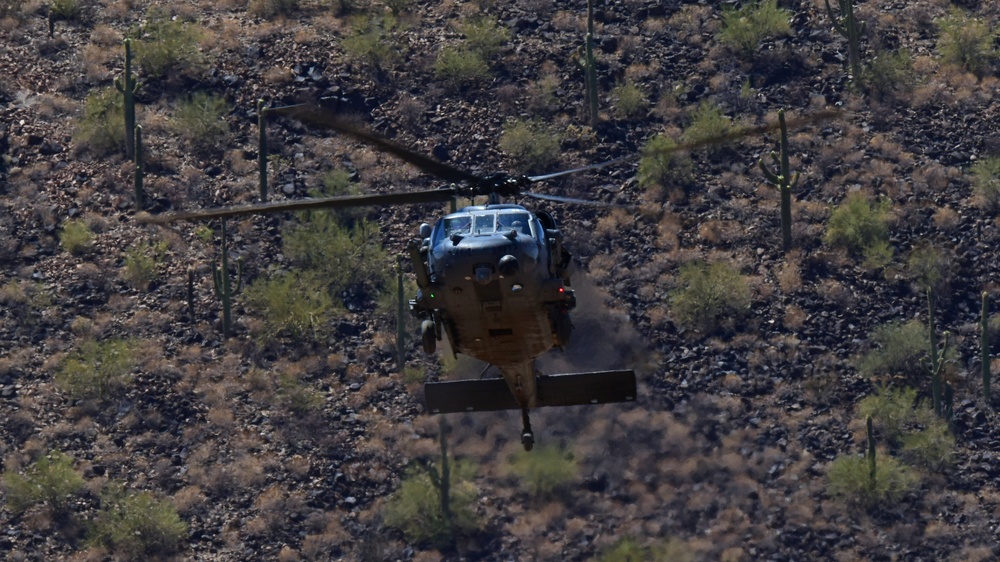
[421,320,437,354]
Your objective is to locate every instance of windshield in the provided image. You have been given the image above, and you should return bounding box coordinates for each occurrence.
[497,212,531,235]
[473,213,496,235]
[443,215,471,236]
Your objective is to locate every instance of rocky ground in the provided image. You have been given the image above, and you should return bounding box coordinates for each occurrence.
[2,0,1000,560]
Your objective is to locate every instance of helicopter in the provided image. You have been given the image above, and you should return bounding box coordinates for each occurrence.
[143,103,838,450]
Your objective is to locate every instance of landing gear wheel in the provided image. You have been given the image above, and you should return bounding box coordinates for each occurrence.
[521,431,534,451]
[421,320,436,354]
[520,407,534,451]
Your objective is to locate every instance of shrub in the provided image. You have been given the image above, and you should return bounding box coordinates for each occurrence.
[597,536,696,562]
[277,374,324,415]
[123,240,167,290]
[383,462,479,548]
[865,49,916,101]
[900,420,954,470]
[637,134,693,191]
[59,219,94,255]
[56,338,138,402]
[247,0,299,18]
[669,260,751,335]
[74,87,125,155]
[905,242,953,297]
[89,485,188,560]
[131,9,206,79]
[506,444,577,498]
[498,119,561,173]
[49,0,80,21]
[244,270,337,342]
[172,92,231,156]
[3,451,86,516]
[856,320,928,379]
[824,192,892,267]
[936,8,998,77]
[342,15,400,70]
[458,17,509,60]
[611,80,648,120]
[682,100,732,152]
[434,47,490,89]
[971,156,1000,212]
[857,386,920,443]
[827,452,918,508]
[718,0,792,56]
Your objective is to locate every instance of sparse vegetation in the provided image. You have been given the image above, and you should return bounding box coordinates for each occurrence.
[244,270,337,342]
[434,47,490,89]
[824,192,893,267]
[936,8,998,78]
[506,444,578,498]
[637,134,693,191]
[682,100,733,150]
[611,80,649,120]
[130,8,206,80]
[498,118,561,173]
[56,338,138,402]
[123,240,167,290]
[857,320,928,379]
[3,451,86,516]
[866,49,916,100]
[74,87,125,155]
[247,0,300,18]
[827,449,918,509]
[59,218,94,255]
[383,461,479,548]
[458,17,509,60]
[718,0,792,56]
[89,484,188,560]
[172,92,231,155]
[670,260,751,335]
[971,156,1000,212]
[342,15,400,70]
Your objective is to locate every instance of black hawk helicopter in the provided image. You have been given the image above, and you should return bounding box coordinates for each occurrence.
[144,104,837,450]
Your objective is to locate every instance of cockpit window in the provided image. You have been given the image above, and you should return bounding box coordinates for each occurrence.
[444,215,472,236]
[473,213,495,235]
[497,212,531,235]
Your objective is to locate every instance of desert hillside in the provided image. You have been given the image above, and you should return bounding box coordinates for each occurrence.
[2,0,1000,560]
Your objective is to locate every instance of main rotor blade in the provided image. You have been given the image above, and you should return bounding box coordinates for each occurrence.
[269,104,482,185]
[524,192,617,206]
[138,188,459,224]
[526,155,638,182]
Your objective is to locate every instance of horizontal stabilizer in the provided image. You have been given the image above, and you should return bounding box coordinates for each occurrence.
[425,370,636,414]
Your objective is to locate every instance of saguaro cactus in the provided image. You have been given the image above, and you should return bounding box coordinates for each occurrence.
[982,292,992,405]
[584,0,599,129]
[134,125,144,210]
[115,38,140,159]
[759,109,799,253]
[825,0,866,87]
[258,99,268,202]
[865,415,876,491]
[212,220,243,339]
[396,257,406,372]
[923,290,950,416]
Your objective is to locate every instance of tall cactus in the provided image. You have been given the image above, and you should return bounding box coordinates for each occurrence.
[825,0,866,88]
[923,289,950,417]
[758,109,799,253]
[421,417,454,546]
[134,124,145,210]
[982,292,992,405]
[115,38,140,160]
[584,0,599,129]
[396,256,406,372]
[258,99,268,202]
[865,415,876,492]
[211,220,243,339]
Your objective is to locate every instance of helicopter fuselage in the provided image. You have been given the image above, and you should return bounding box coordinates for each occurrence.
[410,204,575,407]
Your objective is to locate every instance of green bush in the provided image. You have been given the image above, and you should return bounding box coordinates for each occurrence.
[856,320,928,379]
[172,92,231,155]
[74,87,125,155]
[718,0,792,56]
[936,8,998,77]
[597,536,696,562]
[59,219,94,255]
[669,261,751,335]
[89,485,188,560]
[857,386,920,443]
[459,17,509,60]
[383,462,479,548]
[342,15,400,69]
[865,49,916,100]
[49,0,80,21]
[247,0,299,18]
[827,452,918,508]
[637,134,693,191]
[900,420,954,470]
[56,338,138,402]
[131,9,206,79]
[3,451,85,516]
[905,242,953,296]
[434,47,490,89]
[824,192,892,267]
[498,119,561,173]
[244,270,337,342]
[857,386,954,470]
[276,374,324,415]
[611,80,648,120]
[971,156,1000,212]
[123,241,167,290]
[506,445,577,498]
[682,100,733,152]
